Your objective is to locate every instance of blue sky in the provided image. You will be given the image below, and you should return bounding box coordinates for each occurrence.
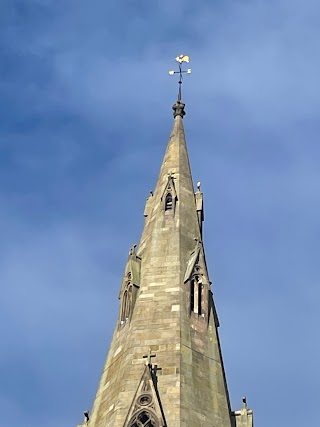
[1,1,319,426]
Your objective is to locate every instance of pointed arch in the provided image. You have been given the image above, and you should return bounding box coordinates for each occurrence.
[184,241,214,320]
[120,282,134,327]
[118,245,141,328]
[189,265,207,317]
[123,365,166,427]
[161,174,177,213]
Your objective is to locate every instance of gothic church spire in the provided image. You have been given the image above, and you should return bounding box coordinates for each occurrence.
[75,59,253,427]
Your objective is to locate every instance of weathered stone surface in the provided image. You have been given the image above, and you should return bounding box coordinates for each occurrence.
[78,110,253,427]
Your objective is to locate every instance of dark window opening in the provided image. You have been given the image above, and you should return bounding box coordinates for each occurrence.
[190,280,195,312]
[165,193,173,210]
[198,282,202,315]
[130,411,157,427]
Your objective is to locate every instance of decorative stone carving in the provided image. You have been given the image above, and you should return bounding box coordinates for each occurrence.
[119,245,141,328]
[129,410,158,427]
[161,174,177,213]
[123,365,166,427]
[172,101,186,118]
[183,239,218,323]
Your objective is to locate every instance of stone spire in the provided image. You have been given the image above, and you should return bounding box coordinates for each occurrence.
[76,102,253,427]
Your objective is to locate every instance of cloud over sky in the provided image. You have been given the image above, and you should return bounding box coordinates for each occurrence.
[1,1,319,426]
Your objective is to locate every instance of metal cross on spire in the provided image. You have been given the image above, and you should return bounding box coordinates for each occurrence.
[169,54,192,102]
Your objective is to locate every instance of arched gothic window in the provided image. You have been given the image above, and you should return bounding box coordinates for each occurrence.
[121,290,128,323]
[129,411,158,427]
[190,275,202,315]
[120,283,133,325]
[165,193,173,211]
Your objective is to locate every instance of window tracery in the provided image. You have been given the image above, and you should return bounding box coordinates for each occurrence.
[129,411,158,427]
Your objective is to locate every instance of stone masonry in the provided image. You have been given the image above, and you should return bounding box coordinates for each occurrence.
[76,101,254,427]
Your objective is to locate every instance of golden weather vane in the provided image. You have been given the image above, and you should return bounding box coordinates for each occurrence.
[168,54,192,102]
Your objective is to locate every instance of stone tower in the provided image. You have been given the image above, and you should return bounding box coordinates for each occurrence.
[77,101,254,427]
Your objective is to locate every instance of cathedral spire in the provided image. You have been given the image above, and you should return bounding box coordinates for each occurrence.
[75,60,254,427]
[138,97,200,261]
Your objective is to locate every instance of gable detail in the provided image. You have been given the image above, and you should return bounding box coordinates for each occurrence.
[184,239,210,285]
[123,365,166,427]
[161,174,177,212]
[183,240,214,321]
[183,241,201,283]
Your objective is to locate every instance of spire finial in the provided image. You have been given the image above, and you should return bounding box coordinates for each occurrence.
[169,55,191,118]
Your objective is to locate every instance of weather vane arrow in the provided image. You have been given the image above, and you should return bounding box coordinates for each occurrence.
[168,54,191,102]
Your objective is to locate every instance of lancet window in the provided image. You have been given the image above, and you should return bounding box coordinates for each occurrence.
[121,290,128,322]
[165,193,173,210]
[190,280,194,312]
[198,280,202,315]
[120,273,134,326]
[190,267,203,316]
[161,174,177,213]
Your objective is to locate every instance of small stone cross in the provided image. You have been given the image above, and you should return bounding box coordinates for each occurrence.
[143,348,156,366]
